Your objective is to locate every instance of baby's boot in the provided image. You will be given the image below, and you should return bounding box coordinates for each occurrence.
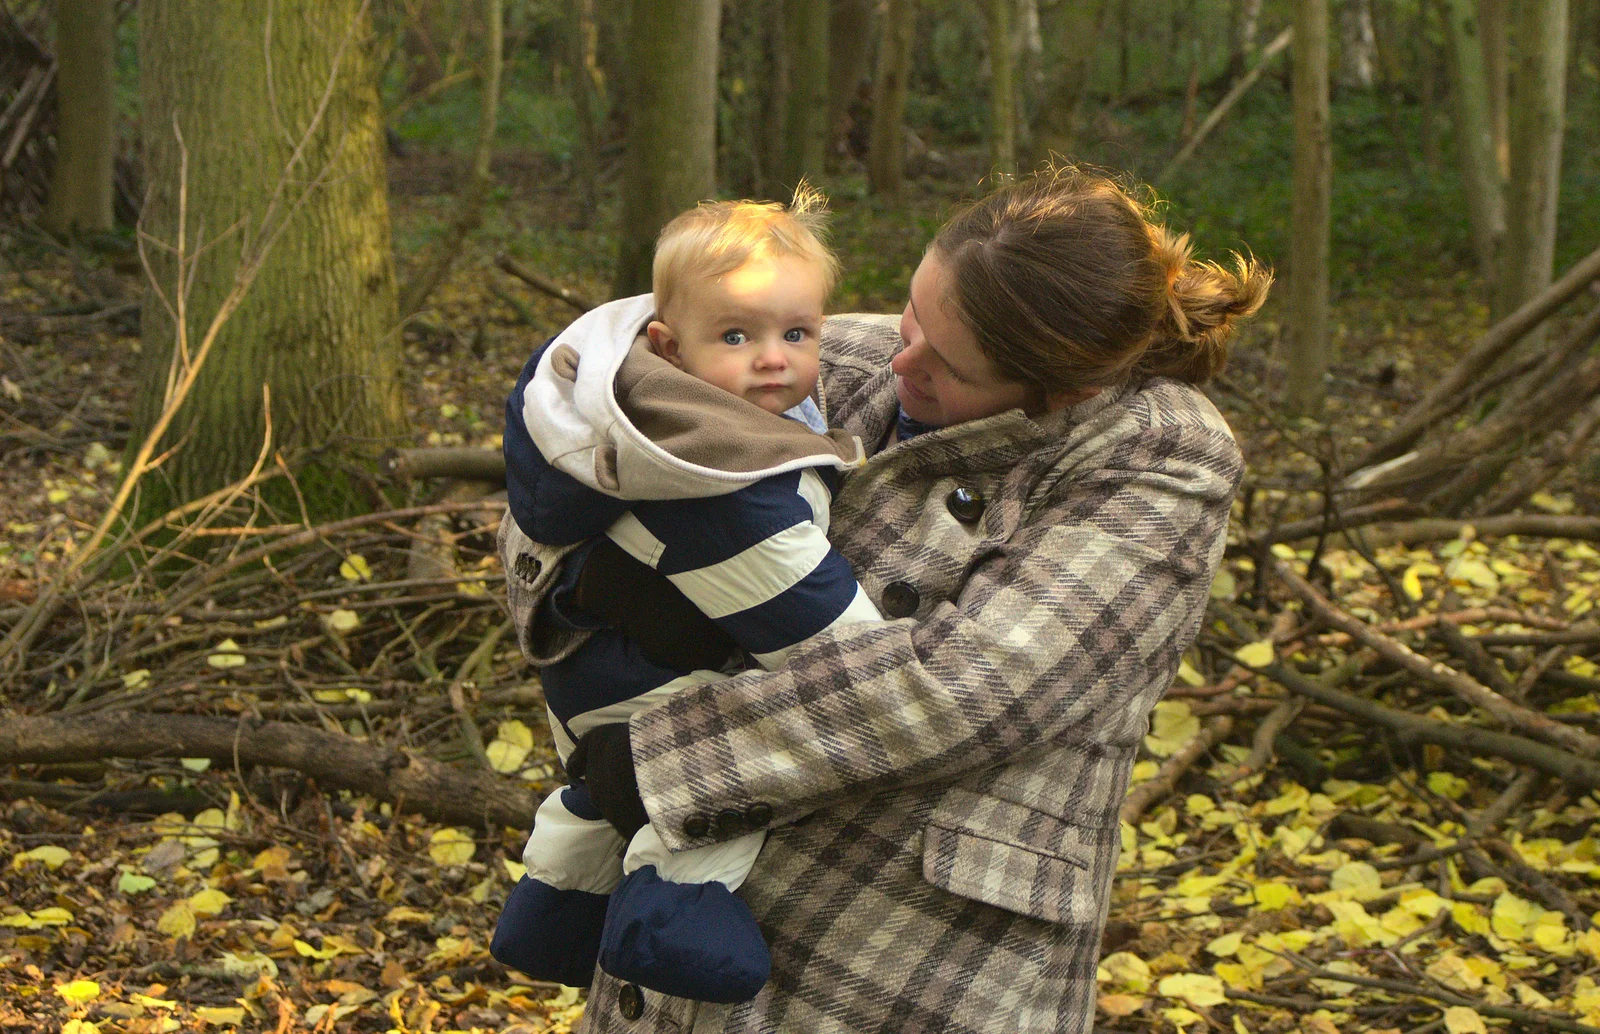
[598,865,771,1003]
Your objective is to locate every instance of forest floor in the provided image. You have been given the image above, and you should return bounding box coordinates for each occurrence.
[2,139,1600,1034]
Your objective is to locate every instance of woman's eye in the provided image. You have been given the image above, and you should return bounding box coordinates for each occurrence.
[722,331,747,345]
[784,328,805,343]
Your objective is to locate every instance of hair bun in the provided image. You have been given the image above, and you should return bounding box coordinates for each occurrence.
[1140,225,1272,382]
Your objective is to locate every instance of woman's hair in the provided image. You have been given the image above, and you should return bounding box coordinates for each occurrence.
[653,182,841,320]
[931,165,1272,390]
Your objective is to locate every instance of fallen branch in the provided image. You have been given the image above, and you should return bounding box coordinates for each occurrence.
[1272,560,1600,757]
[1238,497,1425,549]
[1334,514,1600,548]
[1158,26,1293,184]
[1360,241,1600,468]
[0,710,536,830]
[496,254,599,313]
[1120,715,1233,824]
[380,446,506,484]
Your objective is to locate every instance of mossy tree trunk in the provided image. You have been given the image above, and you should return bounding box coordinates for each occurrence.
[1283,0,1331,415]
[779,0,830,190]
[987,0,1017,177]
[825,0,874,170]
[1496,0,1569,332]
[1442,0,1505,282]
[43,0,116,236]
[135,0,403,510]
[613,0,720,297]
[867,0,915,197]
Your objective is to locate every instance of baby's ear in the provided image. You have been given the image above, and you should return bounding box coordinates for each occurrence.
[646,320,683,367]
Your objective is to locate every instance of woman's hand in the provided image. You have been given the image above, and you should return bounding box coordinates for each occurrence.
[565,724,649,840]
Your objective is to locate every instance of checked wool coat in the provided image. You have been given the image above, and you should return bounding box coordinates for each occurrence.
[509,314,1242,1033]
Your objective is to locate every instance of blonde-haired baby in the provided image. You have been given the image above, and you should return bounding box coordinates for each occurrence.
[491,186,881,1003]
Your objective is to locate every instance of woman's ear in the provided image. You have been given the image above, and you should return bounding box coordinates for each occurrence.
[646,320,683,367]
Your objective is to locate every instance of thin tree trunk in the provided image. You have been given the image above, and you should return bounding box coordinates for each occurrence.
[1014,0,1043,157]
[1481,0,1510,179]
[1117,0,1132,99]
[1338,0,1377,89]
[867,0,915,197]
[135,0,404,507]
[988,0,1017,176]
[1496,0,1570,329]
[42,0,116,235]
[780,0,830,189]
[613,0,720,296]
[825,0,874,170]
[1229,0,1263,80]
[1283,0,1331,415]
[1158,26,1292,185]
[1420,0,1441,172]
[567,0,601,227]
[1442,0,1505,283]
[1027,0,1106,161]
[398,0,503,316]
[761,0,791,196]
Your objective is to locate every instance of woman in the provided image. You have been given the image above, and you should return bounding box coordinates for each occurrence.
[550,167,1269,1033]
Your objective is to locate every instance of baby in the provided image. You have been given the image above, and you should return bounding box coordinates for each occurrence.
[491,188,882,1003]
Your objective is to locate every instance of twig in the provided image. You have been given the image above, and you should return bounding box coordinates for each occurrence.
[1270,560,1600,757]
[495,254,598,313]
[1119,715,1233,824]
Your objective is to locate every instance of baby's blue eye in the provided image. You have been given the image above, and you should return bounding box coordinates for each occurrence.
[722,330,747,345]
[784,328,805,343]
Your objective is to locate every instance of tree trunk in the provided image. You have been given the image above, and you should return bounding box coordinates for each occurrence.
[567,0,602,226]
[1495,0,1569,330]
[613,0,720,297]
[1027,0,1106,161]
[1419,0,1440,172]
[1014,0,1044,158]
[1481,0,1510,179]
[1228,0,1263,80]
[825,0,874,169]
[988,0,1018,176]
[42,0,116,235]
[1442,0,1505,283]
[780,0,830,189]
[135,0,404,508]
[867,0,915,197]
[1283,0,1331,415]
[1338,0,1376,90]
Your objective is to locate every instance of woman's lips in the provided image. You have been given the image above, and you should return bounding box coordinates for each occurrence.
[897,375,934,404]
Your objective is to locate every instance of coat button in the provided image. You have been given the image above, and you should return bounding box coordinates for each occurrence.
[945,487,985,523]
[682,813,710,839]
[715,808,747,836]
[618,982,644,1020]
[882,581,920,618]
[744,802,774,828]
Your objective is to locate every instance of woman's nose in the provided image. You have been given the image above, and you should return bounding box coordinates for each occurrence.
[891,339,925,378]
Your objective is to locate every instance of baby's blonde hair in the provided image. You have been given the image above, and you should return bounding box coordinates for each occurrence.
[652,182,841,321]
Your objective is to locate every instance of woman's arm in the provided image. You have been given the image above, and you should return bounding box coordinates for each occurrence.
[627,407,1242,852]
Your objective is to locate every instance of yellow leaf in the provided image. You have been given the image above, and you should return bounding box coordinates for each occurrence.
[217,951,278,979]
[156,901,196,939]
[498,719,535,749]
[132,993,178,1009]
[1174,658,1206,687]
[62,1021,100,1034]
[122,669,150,690]
[1443,1006,1487,1034]
[194,1006,246,1025]
[55,980,100,1005]
[117,871,156,894]
[503,858,528,882]
[1428,771,1470,799]
[1426,954,1482,991]
[180,757,211,772]
[384,907,434,925]
[1206,931,1243,957]
[428,827,476,866]
[1329,861,1384,898]
[1157,972,1227,1008]
[1144,700,1200,757]
[1097,992,1145,1017]
[1232,640,1275,668]
[207,639,246,669]
[1251,881,1302,911]
[12,845,70,870]
[325,608,360,633]
[1210,568,1237,600]
[293,938,339,960]
[188,888,231,916]
[1097,951,1152,992]
[486,738,532,774]
[27,906,72,926]
[48,487,70,504]
[339,554,372,582]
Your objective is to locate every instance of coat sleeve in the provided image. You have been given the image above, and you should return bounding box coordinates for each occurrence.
[628,408,1241,851]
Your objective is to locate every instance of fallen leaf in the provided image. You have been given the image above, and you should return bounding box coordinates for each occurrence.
[1157,973,1227,1008]
[1443,1006,1487,1034]
[428,827,476,866]
[339,554,372,582]
[206,639,246,669]
[156,901,196,939]
[55,980,100,1005]
[12,845,70,870]
[1232,640,1274,668]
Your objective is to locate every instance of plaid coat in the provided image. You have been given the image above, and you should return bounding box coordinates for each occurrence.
[562,315,1242,1034]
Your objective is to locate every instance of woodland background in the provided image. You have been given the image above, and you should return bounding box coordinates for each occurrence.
[2,0,1600,1031]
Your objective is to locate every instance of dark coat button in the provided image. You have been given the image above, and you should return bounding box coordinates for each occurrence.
[744,802,774,828]
[618,982,644,1020]
[882,581,920,618]
[682,813,710,839]
[715,808,746,836]
[946,487,985,524]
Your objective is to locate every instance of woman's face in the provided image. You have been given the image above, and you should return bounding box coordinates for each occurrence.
[892,251,1034,427]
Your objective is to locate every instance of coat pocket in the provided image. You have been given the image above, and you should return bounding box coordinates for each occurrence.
[921,787,1115,926]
